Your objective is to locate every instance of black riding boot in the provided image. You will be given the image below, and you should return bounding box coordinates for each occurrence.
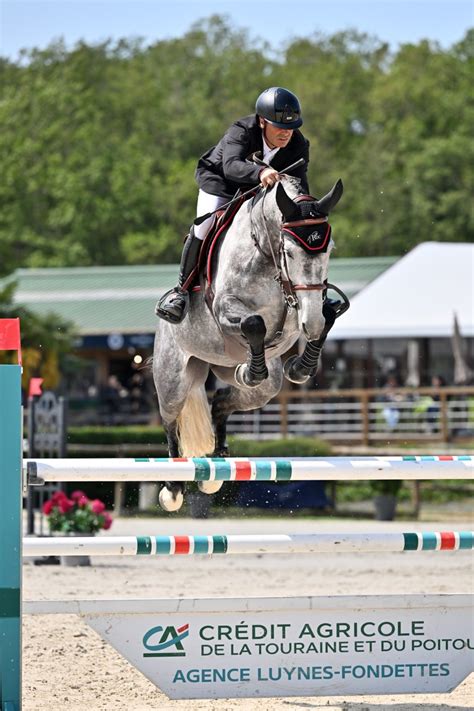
[155,228,202,324]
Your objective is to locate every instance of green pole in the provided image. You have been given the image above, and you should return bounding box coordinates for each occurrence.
[0,365,22,711]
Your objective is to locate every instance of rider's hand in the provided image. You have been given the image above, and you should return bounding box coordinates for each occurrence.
[259,167,281,188]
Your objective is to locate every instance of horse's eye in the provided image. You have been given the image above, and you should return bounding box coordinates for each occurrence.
[285,250,294,260]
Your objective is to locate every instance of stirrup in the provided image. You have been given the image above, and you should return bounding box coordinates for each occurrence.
[155,288,190,324]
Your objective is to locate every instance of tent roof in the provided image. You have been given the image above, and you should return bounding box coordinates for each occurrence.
[329,242,474,340]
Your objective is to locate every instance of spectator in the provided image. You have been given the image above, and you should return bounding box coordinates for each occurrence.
[426,374,446,433]
[100,375,125,425]
[381,374,403,430]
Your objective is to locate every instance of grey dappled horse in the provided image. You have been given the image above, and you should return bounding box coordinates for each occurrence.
[153,176,347,511]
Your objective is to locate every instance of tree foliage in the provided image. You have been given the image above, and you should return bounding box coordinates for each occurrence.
[0,281,76,387]
[0,18,472,275]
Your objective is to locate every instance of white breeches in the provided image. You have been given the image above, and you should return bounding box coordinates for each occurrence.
[194,190,228,240]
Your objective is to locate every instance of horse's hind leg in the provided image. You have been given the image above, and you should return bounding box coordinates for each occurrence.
[160,420,186,512]
[211,387,231,456]
[211,359,283,448]
[154,328,211,511]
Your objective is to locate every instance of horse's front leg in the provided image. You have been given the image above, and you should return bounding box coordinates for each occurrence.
[284,338,324,384]
[215,297,269,389]
[234,315,269,388]
[284,299,344,384]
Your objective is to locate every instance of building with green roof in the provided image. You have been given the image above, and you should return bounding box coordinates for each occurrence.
[4,257,396,337]
[1,258,397,392]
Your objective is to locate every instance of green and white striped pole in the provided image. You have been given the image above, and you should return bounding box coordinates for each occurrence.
[0,364,22,711]
[22,531,474,557]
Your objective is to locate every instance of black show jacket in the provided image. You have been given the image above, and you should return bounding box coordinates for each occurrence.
[195,114,310,199]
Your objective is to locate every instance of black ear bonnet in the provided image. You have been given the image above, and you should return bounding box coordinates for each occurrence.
[281,195,332,254]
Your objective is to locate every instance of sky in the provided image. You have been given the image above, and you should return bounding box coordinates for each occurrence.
[1,0,472,61]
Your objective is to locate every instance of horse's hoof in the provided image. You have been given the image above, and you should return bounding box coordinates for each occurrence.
[283,356,311,384]
[159,486,184,512]
[235,364,267,388]
[212,447,230,458]
[198,481,223,495]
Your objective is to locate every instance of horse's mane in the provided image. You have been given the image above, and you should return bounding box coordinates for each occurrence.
[279,175,303,197]
[250,175,302,215]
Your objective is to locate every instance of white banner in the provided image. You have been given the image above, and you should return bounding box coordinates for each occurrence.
[56,594,474,699]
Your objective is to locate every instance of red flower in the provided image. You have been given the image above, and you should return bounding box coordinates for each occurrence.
[42,499,54,515]
[70,490,87,502]
[90,499,106,514]
[77,495,89,508]
[51,490,68,502]
[58,497,74,514]
[102,512,113,530]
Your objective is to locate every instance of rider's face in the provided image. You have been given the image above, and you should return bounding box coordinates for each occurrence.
[260,119,293,149]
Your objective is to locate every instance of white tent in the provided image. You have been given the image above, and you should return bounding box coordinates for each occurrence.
[329,242,474,339]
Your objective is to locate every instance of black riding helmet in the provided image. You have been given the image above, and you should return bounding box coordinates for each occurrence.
[255,87,303,129]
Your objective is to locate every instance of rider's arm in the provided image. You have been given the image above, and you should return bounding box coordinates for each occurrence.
[221,123,263,185]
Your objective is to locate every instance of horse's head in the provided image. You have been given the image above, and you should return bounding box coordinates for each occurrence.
[270,176,343,339]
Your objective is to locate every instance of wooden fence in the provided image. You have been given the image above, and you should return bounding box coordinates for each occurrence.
[228,386,474,445]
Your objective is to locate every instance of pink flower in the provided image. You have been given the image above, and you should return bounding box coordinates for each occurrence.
[42,500,54,515]
[102,512,113,530]
[77,495,89,508]
[70,490,87,502]
[58,497,74,514]
[90,499,106,514]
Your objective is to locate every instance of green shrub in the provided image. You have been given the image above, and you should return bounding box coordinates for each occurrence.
[370,480,403,496]
[67,430,331,454]
[68,425,167,445]
[228,436,332,457]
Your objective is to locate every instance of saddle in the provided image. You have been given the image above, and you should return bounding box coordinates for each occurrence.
[190,191,254,310]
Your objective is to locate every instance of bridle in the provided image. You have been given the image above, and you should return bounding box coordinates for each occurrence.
[250,189,329,310]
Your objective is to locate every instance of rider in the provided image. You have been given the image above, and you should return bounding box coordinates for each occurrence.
[156,87,310,323]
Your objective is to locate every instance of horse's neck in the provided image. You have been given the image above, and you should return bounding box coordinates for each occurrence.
[220,192,280,269]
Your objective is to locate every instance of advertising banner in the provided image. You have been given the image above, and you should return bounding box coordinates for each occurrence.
[65,594,474,699]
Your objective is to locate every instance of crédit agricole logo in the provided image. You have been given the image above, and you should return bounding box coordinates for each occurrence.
[143,623,189,657]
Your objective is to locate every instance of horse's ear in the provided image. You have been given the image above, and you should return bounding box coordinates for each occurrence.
[275,183,299,220]
[316,179,344,216]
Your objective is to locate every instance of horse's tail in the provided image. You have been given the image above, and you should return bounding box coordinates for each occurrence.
[176,386,215,457]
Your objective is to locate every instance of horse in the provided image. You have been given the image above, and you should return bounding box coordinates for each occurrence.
[153,175,348,511]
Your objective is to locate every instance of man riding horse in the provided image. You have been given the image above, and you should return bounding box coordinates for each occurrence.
[153,87,349,511]
[156,87,314,323]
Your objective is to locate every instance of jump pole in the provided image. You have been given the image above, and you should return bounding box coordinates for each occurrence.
[26,455,474,484]
[23,531,474,557]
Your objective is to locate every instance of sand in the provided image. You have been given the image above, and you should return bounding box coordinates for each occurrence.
[23,516,474,711]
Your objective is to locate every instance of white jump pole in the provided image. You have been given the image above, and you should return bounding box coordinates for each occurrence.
[23,531,474,557]
[26,455,474,484]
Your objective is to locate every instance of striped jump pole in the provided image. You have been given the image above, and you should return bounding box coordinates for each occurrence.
[26,455,474,484]
[23,531,474,557]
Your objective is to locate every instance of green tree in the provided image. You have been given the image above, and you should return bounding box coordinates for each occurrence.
[0,19,472,273]
[0,280,75,388]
